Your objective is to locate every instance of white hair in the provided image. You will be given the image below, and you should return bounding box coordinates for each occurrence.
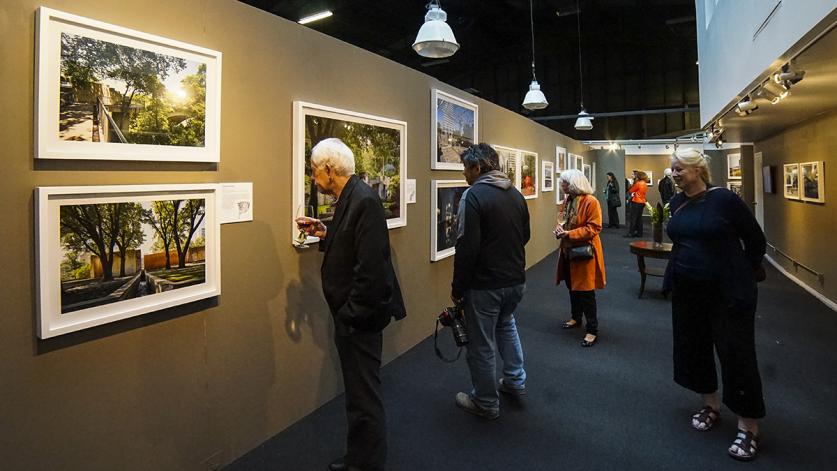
[664,167,672,177]
[311,138,355,176]
[671,148,711,183]
[559,169,594,195]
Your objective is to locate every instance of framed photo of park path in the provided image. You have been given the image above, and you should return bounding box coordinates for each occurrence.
[293,101,407,246]
[431,89,478,170]
[36,7,222,162]
[36,184,220,339]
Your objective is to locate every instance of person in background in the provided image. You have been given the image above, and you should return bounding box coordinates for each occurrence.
[295,138,406,471]
[664,148,767,462]
[624,171,648,238]
[554,169,606,347]
[659,167,675,205]
[604,172,621,228]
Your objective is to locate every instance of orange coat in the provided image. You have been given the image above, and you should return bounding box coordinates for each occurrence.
[556,195,606,291]
[629,180,647,204]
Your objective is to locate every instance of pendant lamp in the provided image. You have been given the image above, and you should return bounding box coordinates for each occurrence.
[573,0,593,130]
[412,1,459,58]
[522,0,548,110]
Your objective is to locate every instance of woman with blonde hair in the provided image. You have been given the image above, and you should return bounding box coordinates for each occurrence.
[554,169,606,347]
[664,148,767,461]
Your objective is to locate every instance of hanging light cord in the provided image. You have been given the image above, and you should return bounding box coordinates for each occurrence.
[530,0,537,80]
[576,0,584,109]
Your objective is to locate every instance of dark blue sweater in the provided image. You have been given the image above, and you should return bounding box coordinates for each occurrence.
[663,186,766,306]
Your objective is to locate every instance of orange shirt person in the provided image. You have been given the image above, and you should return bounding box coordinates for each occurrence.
[625,171,649,237]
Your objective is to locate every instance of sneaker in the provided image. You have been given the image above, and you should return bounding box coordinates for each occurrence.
[498,378,527,396]
[455,392,499,420]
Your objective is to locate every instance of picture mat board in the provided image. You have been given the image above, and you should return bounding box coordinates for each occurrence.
[431,89,478,170]
[36,7,222,162]
[542,161,555,192]
[293,101,408,246]
[800,161,825,203]
[430,180,468,261]
[520,151,538,199]
[36,184,221,339]
[783,163,800,200]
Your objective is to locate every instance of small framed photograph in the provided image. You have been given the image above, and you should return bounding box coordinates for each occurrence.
[727,153,742,180]
[542,161,555,192]
[783,163,800,200]
[800,161,825,203]
[493,145,521,189]
[431,89,478,170]
[556,171,566,205]
[582,164,592,185]
[727,181,743,198]
[35,184,220,339]
[36,7,222,162]
[431,180,469,261]
[591,162,597,191]
[520,151,539,199]
[762,166,775,194]
[556,146,567,171]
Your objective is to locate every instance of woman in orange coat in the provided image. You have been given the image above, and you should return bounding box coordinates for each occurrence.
[554,169,606,347]
[625,171,648,237]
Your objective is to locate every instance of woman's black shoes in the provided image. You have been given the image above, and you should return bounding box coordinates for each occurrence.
[562,320,581,329]
[581,335,598,347]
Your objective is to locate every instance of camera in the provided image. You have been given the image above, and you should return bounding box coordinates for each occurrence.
[438,304,469,346]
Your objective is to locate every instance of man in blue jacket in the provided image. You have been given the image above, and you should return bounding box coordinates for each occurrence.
[451,143,530,420]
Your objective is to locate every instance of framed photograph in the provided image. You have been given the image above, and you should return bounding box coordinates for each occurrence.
[35,7,222,162]
[727,153,742,180]
[640,170,654,186]
[431,89,478,170]
[783,163,800,200]
[35,184,220,339]
[430,180,468,261]
[520,151,539,199]
[800,161,825,203]
[293,102,407,245]
[556,171,566,205]
[493,145,521,189]
[556,146,567,171]
[582,164,592,185]
[542,161,555,192]
[727,181,743,198]
[762,166,775,194]
[591,162,597,191]
[575,154,584,170]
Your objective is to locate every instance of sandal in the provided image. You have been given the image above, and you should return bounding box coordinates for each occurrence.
[728,429,759,461]
[691,405,720,431]
[562,319,581,329]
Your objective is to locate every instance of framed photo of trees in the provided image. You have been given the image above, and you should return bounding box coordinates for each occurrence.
[431,180,468,261]
[293,101,407,246]
[35,7,222,162]
[35,184,220,339]
[431,89,478,170]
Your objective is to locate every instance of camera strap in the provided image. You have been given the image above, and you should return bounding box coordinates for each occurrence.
[434,318,464,363]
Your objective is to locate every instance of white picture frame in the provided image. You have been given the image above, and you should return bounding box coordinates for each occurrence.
[727,153,742,180]
[35,7,222,162]
[575,154,584,170]
[582,164,592,185]
[431,89,478,170]
[591,162,597,192]
[800,161,825,203]
[556,146,567,171]
[542,161,555,192]
[293,101,408,246]
[520,151,539,199]
[493,144,521,190]
[556,170,566,205]
[430,180,469,261]
[35,184,221,339]
[727,181,743,198]
[783,163,800,200]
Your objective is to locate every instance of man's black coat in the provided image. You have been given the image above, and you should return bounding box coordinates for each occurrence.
[320,175,406,333]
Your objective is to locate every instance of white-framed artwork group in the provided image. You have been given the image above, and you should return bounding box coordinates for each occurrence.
[430,180,469,261]
[292,101,408,246]
[36,7,222,162]
[431,89,478,170]
[35,184,221,339]
[783,162,825,203]
[542,160,555,192]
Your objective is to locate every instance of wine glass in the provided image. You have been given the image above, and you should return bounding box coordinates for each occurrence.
[294,204,316,249]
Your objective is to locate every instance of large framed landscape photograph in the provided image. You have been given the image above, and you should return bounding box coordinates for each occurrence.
[431,180,468,261]
[36,184,220,339]
[520,151,539,199]
[431,89,478,170]
[293,102,407,246]
[36,7,222,162]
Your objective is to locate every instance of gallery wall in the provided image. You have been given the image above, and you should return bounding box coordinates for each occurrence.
[0,0,588,468]
[755,109,837,305]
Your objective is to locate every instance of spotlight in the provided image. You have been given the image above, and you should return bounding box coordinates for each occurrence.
[735,97,758,116]
[773,63,805,86]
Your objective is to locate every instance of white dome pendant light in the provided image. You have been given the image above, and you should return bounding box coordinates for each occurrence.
[522,0,548,110]
[412,1,460,58]
[574,0,593,130]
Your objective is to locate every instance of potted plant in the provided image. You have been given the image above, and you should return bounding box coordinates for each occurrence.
[645,201,670,244]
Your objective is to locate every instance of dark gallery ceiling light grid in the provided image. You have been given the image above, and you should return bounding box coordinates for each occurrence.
[241,0,699,141]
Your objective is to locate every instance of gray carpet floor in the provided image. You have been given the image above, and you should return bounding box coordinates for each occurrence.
[228,225,837,470]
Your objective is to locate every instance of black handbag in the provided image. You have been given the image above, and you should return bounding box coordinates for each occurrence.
[568,244,594,261]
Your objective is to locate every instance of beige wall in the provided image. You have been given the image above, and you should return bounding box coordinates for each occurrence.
[755,109,837,303]
[0,1,586,468]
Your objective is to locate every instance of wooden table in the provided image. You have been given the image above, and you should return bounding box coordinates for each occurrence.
[629,241,673,298]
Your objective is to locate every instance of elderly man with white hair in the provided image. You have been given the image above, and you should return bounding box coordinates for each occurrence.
[659,166,675,205]
[295,137,406,471]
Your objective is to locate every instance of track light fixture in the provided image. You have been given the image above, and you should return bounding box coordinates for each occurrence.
[735,96,758,116]
[773,63,805,87]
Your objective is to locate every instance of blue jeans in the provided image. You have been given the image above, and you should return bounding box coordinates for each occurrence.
[463,284,527,413]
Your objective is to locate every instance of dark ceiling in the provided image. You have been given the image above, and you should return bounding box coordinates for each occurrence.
[240,0,700,140]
